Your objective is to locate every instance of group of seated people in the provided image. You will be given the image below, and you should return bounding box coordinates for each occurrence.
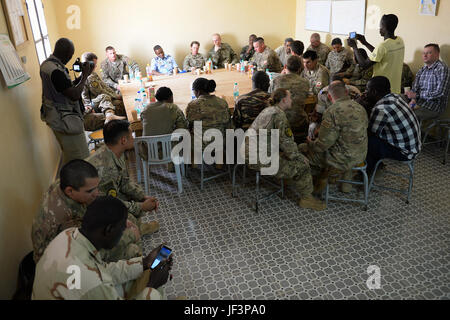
[32,19,448,299]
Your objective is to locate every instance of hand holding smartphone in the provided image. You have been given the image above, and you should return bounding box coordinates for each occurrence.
[349,32,357,39]
[150,246,172,270]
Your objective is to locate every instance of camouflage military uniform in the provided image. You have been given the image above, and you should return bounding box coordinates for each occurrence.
[233,89,270,130]
[346,64,373,93]
[307,43,331,66]
[101,54,139,91]
[300,64,330,95]
[325,48,355,75]
[86,146,146,218]
[31,181,142,264]
[32,228,163,300]
[186,95,232,149]
[251,47,283,73]
[82,71,127,131]
[270,73,310,143]
[401,63,414,93]
[242,106,314,197]
[240,45,255,62]
[275,46,292,67]
[207,43,239,69]
[139,102,188,160]
[182,53,206,71]
[300,96,368,175]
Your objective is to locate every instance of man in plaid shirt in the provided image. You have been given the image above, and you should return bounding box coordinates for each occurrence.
[366,76,422,173]
[406,44,450,121]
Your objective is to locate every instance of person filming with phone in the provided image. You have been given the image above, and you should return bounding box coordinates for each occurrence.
[40,38,95,165]
[33,196,173,300]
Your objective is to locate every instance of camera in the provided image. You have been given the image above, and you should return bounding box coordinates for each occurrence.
[72,58,94,72]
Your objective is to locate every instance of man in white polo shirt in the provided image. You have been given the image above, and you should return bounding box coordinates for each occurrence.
[348,14,405,94]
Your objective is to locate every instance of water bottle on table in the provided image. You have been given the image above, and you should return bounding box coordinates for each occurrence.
[233,82,239,101]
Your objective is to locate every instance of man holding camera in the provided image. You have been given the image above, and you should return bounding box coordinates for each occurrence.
[40,38,94,164]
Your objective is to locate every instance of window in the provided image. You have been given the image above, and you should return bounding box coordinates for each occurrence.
[25,0,51,64]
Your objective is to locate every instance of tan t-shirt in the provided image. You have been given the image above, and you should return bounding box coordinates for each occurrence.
[369,36,405,94]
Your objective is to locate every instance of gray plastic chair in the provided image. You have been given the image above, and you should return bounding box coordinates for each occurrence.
[134,133,185,194]
[369,158,415,204]
[232,164,284,213]
[325,163,369,211]
[422,118,450,165]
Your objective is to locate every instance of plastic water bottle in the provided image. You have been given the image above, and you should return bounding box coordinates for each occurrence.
[134,98,142,118]
[146,64,152,78]
[129,68,134,80]
[142,93,149,106]
[233,82,239,101]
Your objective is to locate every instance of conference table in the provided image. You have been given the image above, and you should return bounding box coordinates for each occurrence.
[119,69,317,133]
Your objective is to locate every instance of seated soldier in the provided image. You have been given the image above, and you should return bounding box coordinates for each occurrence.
[183,41,206,72]
[86,120,160,235]
[307,33,331,66]
[289,40,305,57]
[31,160,142,264]
[308,75,362,142]
[81,52,126,131]
[342,48,374,93]
[208,33,239,69]
[270,56,310,143]
[240,34,258,62]
[101,46,140,92]
[366,76,422,173]
[250,37,283,73]
[33,196,172,300]
[139,87,188,170]
[299,81,368,194]
[275,38,294,67]
[301,50,330,95]
[325,38,355,77]
[233,71,271,130]
[151,45,179,76]
[242,88,325,211]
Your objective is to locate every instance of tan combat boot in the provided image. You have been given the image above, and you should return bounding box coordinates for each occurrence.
[105,111,126,124]
[140,221,160,235]
[299,195,326,211]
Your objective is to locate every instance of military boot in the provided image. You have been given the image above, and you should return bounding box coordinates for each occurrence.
[299,195,326,211]
[140,221,160,235]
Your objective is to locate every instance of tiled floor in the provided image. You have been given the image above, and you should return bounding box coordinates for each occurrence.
[128,144,450,300]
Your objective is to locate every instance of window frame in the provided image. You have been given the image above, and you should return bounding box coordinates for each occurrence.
[25,0,50,64]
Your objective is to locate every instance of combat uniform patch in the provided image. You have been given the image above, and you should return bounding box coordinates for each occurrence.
[108,189,117,198]
[286,128,293,137]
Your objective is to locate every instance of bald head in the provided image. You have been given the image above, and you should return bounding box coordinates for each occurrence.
[53,38,75,64]
[328,81,348,102]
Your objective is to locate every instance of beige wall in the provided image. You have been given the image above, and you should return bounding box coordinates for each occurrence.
[47,0,297,70]
[295,0,450,117]
[0,1,60,298]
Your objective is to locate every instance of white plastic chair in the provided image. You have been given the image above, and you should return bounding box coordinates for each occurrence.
[134,133,185,194]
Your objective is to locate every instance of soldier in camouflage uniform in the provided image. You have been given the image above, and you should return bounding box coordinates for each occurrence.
[240,34,257,62]
[301,50,330,95]
[242,88,325,211]
[270,56,310,144]
[233,71,270,130]
[86,120,160,235]
[325,38,355,76]
[101,46,140,91]
[342,48,373,93]
[307,33,331,66]
[186,78,232,150]
[33,197,171,300]
[275,38,294,67]
[250,38,283,73]
[208,34,239,69]
[299,81,368,193]
[401,63,414,93]
[81,52,126,131]
[31,160,142,264]
[183,41,206,72]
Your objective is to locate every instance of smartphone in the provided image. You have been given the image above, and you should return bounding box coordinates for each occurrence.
[150,246,172,270]
[349,32,357,39]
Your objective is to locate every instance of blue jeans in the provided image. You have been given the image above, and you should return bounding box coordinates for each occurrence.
[366,134,409,173]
